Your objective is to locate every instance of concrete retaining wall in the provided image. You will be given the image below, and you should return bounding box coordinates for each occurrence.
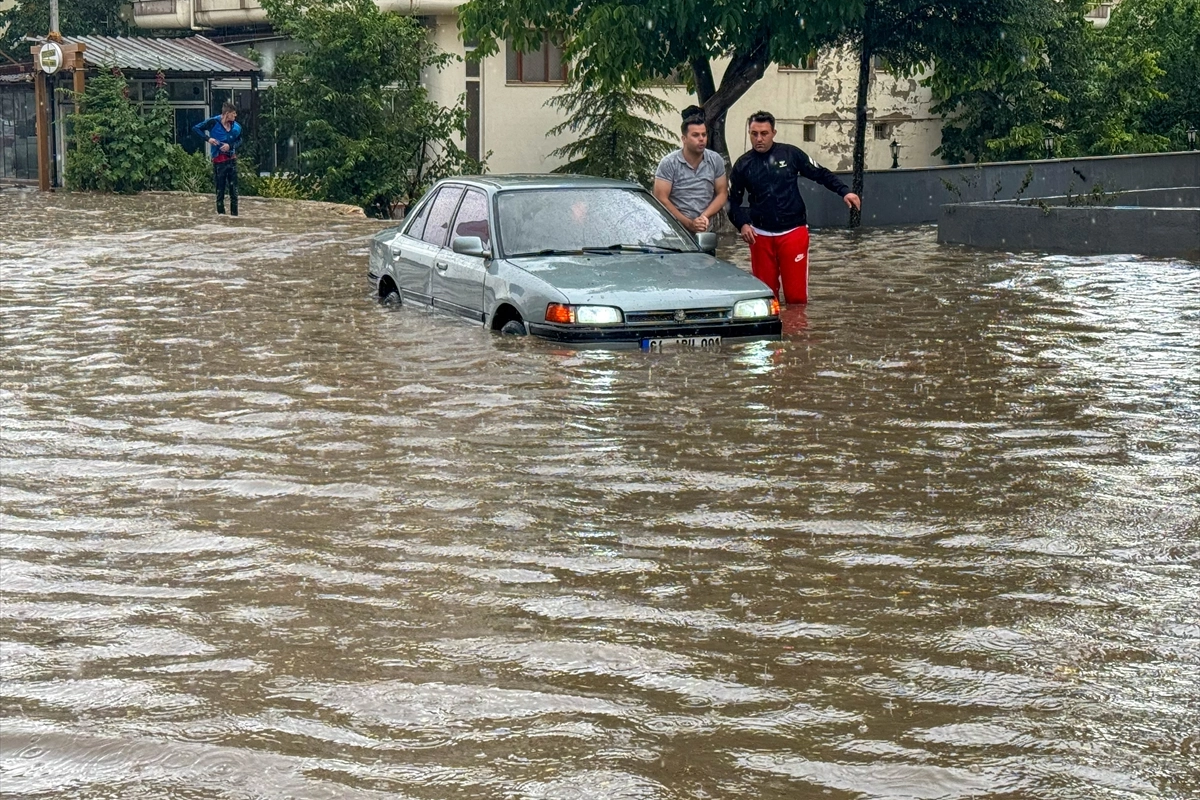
[937,190,1200,259]
[793,151,1200,229]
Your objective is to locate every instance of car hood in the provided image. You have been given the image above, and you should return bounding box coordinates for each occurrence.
[505,252,771,309]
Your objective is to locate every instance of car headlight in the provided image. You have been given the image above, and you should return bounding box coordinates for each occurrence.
[732,298,781,319]
[545,304,624,325]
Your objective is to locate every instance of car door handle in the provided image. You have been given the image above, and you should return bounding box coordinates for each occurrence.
[435,261,449,272]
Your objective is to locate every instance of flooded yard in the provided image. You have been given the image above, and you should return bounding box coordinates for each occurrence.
[1,189,1198,799]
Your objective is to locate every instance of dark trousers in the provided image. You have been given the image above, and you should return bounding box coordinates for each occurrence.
[214,159,238,216]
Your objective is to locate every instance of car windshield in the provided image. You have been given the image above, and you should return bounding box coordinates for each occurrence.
[497,188,698,257]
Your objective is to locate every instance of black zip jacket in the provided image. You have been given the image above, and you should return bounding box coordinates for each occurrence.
[728,142,850,232]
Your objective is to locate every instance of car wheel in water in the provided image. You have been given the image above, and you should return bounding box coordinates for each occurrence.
[500,320,526,336]
[380,289,400,308]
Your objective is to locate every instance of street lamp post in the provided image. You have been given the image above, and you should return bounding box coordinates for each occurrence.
[1043,133,1055,160]
[1188,126,1197,151]
[889,139,900,169]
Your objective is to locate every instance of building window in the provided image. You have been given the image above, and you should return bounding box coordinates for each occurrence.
[803,123,817,142]
[873,122,892,140]
[506,39,568,84]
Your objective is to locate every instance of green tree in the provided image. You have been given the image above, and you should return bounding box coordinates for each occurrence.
[0,0,127,55]
[545,79,675,187]
[930,2,1094,163]
[932,0,1174,162]
[818,0,1057,225]
[261,0,481,217]
[1105,0,1200,149]
[62,68,174,193]
[459,0,864,159]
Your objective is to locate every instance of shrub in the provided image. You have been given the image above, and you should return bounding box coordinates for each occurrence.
[165,147,214,193]
[257,174,308,199]
[63,68,173,193]
[262,0,482,217]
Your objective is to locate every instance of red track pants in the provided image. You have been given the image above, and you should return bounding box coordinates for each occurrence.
[749,225,811,305]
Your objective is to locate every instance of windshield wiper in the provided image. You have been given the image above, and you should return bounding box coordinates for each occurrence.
[582,244,688,254]
[505,248,585,258]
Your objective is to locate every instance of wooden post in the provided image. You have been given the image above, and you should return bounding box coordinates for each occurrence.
[72,49,86,95]
[29,41,84,191]
[33,70,51,191]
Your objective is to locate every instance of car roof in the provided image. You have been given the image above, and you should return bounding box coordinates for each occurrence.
[437,174,644,192]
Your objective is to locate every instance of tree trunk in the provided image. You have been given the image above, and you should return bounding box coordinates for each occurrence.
[849,34,872,228]
[690,57,723,158]
[691,33,771,162]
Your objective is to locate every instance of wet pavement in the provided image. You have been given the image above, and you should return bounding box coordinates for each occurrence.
[1,189,1198,799]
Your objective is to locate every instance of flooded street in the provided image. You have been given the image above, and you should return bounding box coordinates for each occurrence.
[2,189,1198,799]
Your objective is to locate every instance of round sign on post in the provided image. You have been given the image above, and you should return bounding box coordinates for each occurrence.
[38,42,63,75]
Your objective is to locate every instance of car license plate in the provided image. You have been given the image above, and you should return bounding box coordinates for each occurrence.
[641,336,721,352]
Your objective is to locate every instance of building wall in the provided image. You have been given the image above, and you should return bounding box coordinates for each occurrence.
[797,150,1200,228]
[722,48,943,172]
[0,0,16,42]
[462,42,945,174]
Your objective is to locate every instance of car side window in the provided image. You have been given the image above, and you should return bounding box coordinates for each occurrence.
[450,190,490,248]
[421,186,465,247]
[404,191,436,240]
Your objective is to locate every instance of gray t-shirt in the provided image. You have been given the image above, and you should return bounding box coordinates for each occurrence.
[654,148,726,219]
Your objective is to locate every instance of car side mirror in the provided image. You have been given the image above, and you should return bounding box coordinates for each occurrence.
[451,235,490,258]
[696,232,718,254]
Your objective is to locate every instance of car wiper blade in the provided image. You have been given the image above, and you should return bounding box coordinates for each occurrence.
[582,244,688,254]
[506,248,585,258]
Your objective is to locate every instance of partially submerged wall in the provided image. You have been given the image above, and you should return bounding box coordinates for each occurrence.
[795,151,1200,229]
[937,189,1200,260]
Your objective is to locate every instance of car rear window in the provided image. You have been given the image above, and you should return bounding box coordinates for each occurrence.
[404,191,436,240]
[421,186,466,247]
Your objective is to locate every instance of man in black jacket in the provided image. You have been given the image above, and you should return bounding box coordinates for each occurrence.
[729,111,861,304]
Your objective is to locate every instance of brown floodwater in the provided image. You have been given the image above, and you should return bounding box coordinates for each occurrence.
[1,189,1198,799]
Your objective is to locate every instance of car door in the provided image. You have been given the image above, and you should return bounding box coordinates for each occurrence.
[432,188,491,323]
[395,184,465,306]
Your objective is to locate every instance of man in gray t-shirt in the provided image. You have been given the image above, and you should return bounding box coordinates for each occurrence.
[653,110,728,233]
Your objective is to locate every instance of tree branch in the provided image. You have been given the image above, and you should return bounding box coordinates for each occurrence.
[705,30,772,119]
[690,57,716,104]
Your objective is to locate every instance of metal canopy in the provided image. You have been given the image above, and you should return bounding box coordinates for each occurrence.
[63,35,260,76]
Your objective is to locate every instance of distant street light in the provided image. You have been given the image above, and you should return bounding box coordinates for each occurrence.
[1043,133,1055,160]
[1188,126,1197,150]
[889,139,900,169]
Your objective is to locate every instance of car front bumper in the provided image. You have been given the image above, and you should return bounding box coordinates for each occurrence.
[526,318,782,348]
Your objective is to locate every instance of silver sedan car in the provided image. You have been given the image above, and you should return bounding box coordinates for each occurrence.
[367,175,781,349]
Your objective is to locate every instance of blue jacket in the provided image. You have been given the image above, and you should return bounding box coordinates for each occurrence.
[193,115,242,162]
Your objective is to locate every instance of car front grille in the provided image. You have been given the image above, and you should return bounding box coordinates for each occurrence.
[624,307,731,326]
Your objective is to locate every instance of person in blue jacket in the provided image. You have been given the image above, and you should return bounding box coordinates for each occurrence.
[193,102,242,216]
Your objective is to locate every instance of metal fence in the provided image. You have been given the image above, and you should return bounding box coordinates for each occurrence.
[0,82,39,184]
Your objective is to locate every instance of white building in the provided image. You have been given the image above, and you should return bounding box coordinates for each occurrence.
[129,0,944,172]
